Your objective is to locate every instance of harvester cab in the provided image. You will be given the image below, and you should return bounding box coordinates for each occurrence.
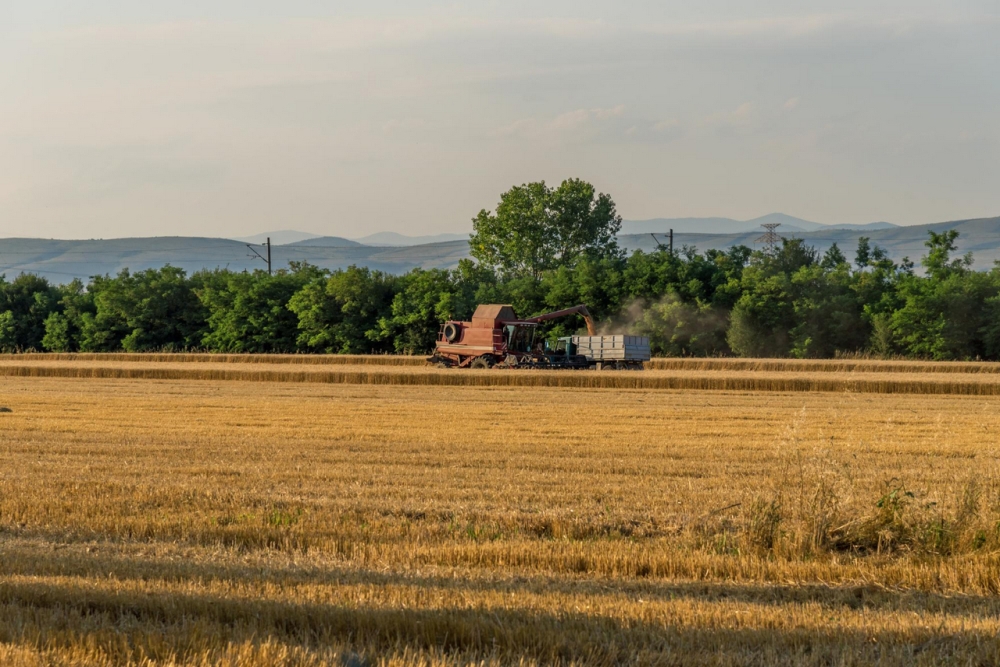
[503,323,537,354]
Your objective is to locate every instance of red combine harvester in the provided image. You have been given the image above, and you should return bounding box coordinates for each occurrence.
[429,304,597,369]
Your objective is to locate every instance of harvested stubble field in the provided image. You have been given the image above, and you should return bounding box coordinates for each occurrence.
[0,353,428,366]
[6,352,1000,374]
[3,366,1000,665]
[4,357,1000,395]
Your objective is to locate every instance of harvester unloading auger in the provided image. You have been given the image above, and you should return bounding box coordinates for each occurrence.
[428,304,649,370]
[527,304,597,336]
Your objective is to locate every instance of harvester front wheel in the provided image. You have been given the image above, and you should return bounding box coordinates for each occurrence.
[470,357,493,370]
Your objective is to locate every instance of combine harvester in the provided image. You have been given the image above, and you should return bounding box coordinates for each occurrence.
[429,304,650,370]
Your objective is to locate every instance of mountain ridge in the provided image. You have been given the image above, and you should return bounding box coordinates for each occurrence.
[622,214,898,235]
[3,216,995,283]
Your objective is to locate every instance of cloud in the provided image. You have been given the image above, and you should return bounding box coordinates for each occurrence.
[638,13,993,42]
[643,15,846,39]
[549,105,625,131]
[784,97,801,110]
[490,118,539,138]
[703,102,754,128]
[382,118,426,135]
[653,118,680,132]
[491,105,626,139]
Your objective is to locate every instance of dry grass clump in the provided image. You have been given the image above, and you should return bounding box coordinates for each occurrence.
[4,376,1000,663]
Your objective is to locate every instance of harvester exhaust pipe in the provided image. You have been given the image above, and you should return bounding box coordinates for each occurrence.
[526,305,597,335]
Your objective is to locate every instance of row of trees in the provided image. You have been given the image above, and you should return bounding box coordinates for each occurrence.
[1,180,999,360]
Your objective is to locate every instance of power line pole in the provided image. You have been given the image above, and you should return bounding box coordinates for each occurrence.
[650,229,675,254]
[246,237,272,275]
[754,223,783,254]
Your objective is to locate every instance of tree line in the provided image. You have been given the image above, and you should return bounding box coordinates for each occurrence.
[2,179,1000,360]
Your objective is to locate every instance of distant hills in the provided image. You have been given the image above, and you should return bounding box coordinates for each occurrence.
[3,214,996,283]
[619,216,1000,267]
[233,231,470,247]
[622,213,898,235]
[285,236,363,248]
[0,237,472,283]
[352,232,469,246]
[237,215,898,248]
[235,230,322,245]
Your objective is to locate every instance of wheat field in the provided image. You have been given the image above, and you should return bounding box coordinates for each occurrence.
[3,367,1000,665]
[5,352,1000,374]
[4,357,1000,395]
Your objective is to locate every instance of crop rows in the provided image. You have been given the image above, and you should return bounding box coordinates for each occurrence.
[5,352,999,375]
[3,378,1000,664]
[3,359,1000,395]
[0,352,427,366]
[646,357,1000,374]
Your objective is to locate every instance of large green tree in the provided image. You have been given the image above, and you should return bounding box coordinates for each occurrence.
[0,273,59,352]
[197,265,323,353]
[470,179,622,279]
[41,279,94,352]
[890,231,999,359]
[80,267,206,352]
[0,273,61,352]
[288,266,398,354]
[373,267,482,354]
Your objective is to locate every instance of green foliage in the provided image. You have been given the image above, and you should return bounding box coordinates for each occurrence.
[470,179,622,279]
[288,266,398,354]
[198,266,322,353]
[727,278,793,357]
[539,256,626,338]
[80,267,206,352]
[889,233,999,360]
[788,263,866,358]
[374,268,479,354]
[0,273,61,351]
[41,312,72,352]
[632,293,729,356]
[0,311,15,352]
[820,243,847,269]
[41,279,94,352]
[2,220,1000,361]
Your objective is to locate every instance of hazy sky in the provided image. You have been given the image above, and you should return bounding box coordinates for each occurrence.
[2,1,998,239]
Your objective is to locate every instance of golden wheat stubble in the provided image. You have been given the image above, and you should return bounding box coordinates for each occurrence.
[4,358,1000,395]
[2,375,1000,664]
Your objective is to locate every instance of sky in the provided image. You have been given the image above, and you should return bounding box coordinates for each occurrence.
[1,1,998,239]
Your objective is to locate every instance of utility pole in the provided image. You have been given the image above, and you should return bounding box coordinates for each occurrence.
[246,237,272,275]
[651,229,675,255]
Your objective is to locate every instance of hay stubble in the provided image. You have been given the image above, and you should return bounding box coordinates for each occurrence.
[2,373,1000,664]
